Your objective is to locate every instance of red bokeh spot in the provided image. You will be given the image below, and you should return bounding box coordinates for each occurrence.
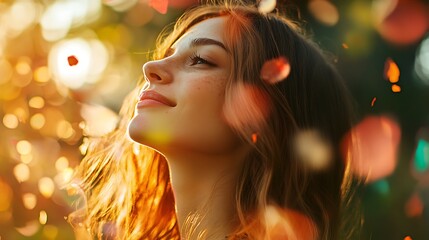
[405,193,424,218]
[149,0,168,14]
[67,55,79,66]
[341,116,401,183]
[377,0,429,46]
[260,57,291,84]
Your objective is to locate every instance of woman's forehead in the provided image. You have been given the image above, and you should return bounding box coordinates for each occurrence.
[172,16,228,49]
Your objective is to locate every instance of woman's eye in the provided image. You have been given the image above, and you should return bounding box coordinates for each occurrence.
[189,54,214,66]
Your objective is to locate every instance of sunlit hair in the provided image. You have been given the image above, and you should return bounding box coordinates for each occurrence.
[72,1,361,239]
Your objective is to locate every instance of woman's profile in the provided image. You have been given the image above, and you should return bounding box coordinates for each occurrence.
[72,1,360,239]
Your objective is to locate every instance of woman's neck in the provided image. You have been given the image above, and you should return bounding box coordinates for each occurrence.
[165,150,246,240]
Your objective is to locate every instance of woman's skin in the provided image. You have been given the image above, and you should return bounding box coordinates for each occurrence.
[128,17,249,239]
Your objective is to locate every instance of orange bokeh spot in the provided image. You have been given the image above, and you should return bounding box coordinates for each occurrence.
[67,55,78,66]
[391,84,401,93]
[260,56,291,84]
[341,116,401,183]
[404,236,413,240]
[384,58,400,83]
[149,0,168,14]
[251,133,258,143]
[342,43,349,49]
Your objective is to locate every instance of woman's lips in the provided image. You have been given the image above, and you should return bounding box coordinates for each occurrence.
[137,90,176,108]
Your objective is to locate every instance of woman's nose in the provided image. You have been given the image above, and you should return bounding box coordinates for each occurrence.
[142,60,172,84]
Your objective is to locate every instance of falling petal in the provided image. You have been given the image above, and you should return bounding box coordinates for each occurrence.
[260,57,291,84]
[258,0,277,14]
[341,116,401,183]
[391,84,401,93]
[371,97,377,107]
[384,58,400,83]
[67,55,78,66]
[223,82,271,134]
[149,0,168,14]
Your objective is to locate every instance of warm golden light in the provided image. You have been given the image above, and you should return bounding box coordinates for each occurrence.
[16,140,32,155]
[48,38,109,89]
[38,177,55,198]
[43,225,58,239]
[3,114,19,129]
[13,163,30,183]
[0,58,13,84]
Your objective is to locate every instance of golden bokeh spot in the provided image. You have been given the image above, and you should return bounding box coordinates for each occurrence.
[38,177,55,198]
[3,114,19,129]
[20,154,33,164]
[34,66,51,83]
[55,157,69,172]
[29,96,45,109]
[16,140,32,155]
[39,210,48,225]
[15,59,32,75]
[22,193,37,210]
[30,113,46,130]
[13,163,30,182]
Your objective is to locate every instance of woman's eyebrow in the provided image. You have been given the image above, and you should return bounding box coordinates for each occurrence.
[190,38,229,53]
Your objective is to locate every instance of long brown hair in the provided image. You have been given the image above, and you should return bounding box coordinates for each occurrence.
[72,1,360,239]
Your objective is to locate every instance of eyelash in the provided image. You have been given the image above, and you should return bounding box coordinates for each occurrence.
[189,53,214,66]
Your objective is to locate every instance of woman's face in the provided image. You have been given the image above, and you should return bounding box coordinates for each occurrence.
[128,17,242,156]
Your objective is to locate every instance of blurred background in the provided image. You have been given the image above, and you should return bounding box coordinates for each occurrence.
[0,0,428,239]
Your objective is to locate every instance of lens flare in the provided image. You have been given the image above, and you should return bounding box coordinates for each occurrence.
[341,116,401,183]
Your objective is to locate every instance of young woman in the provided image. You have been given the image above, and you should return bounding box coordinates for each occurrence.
[73,1,360,239]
